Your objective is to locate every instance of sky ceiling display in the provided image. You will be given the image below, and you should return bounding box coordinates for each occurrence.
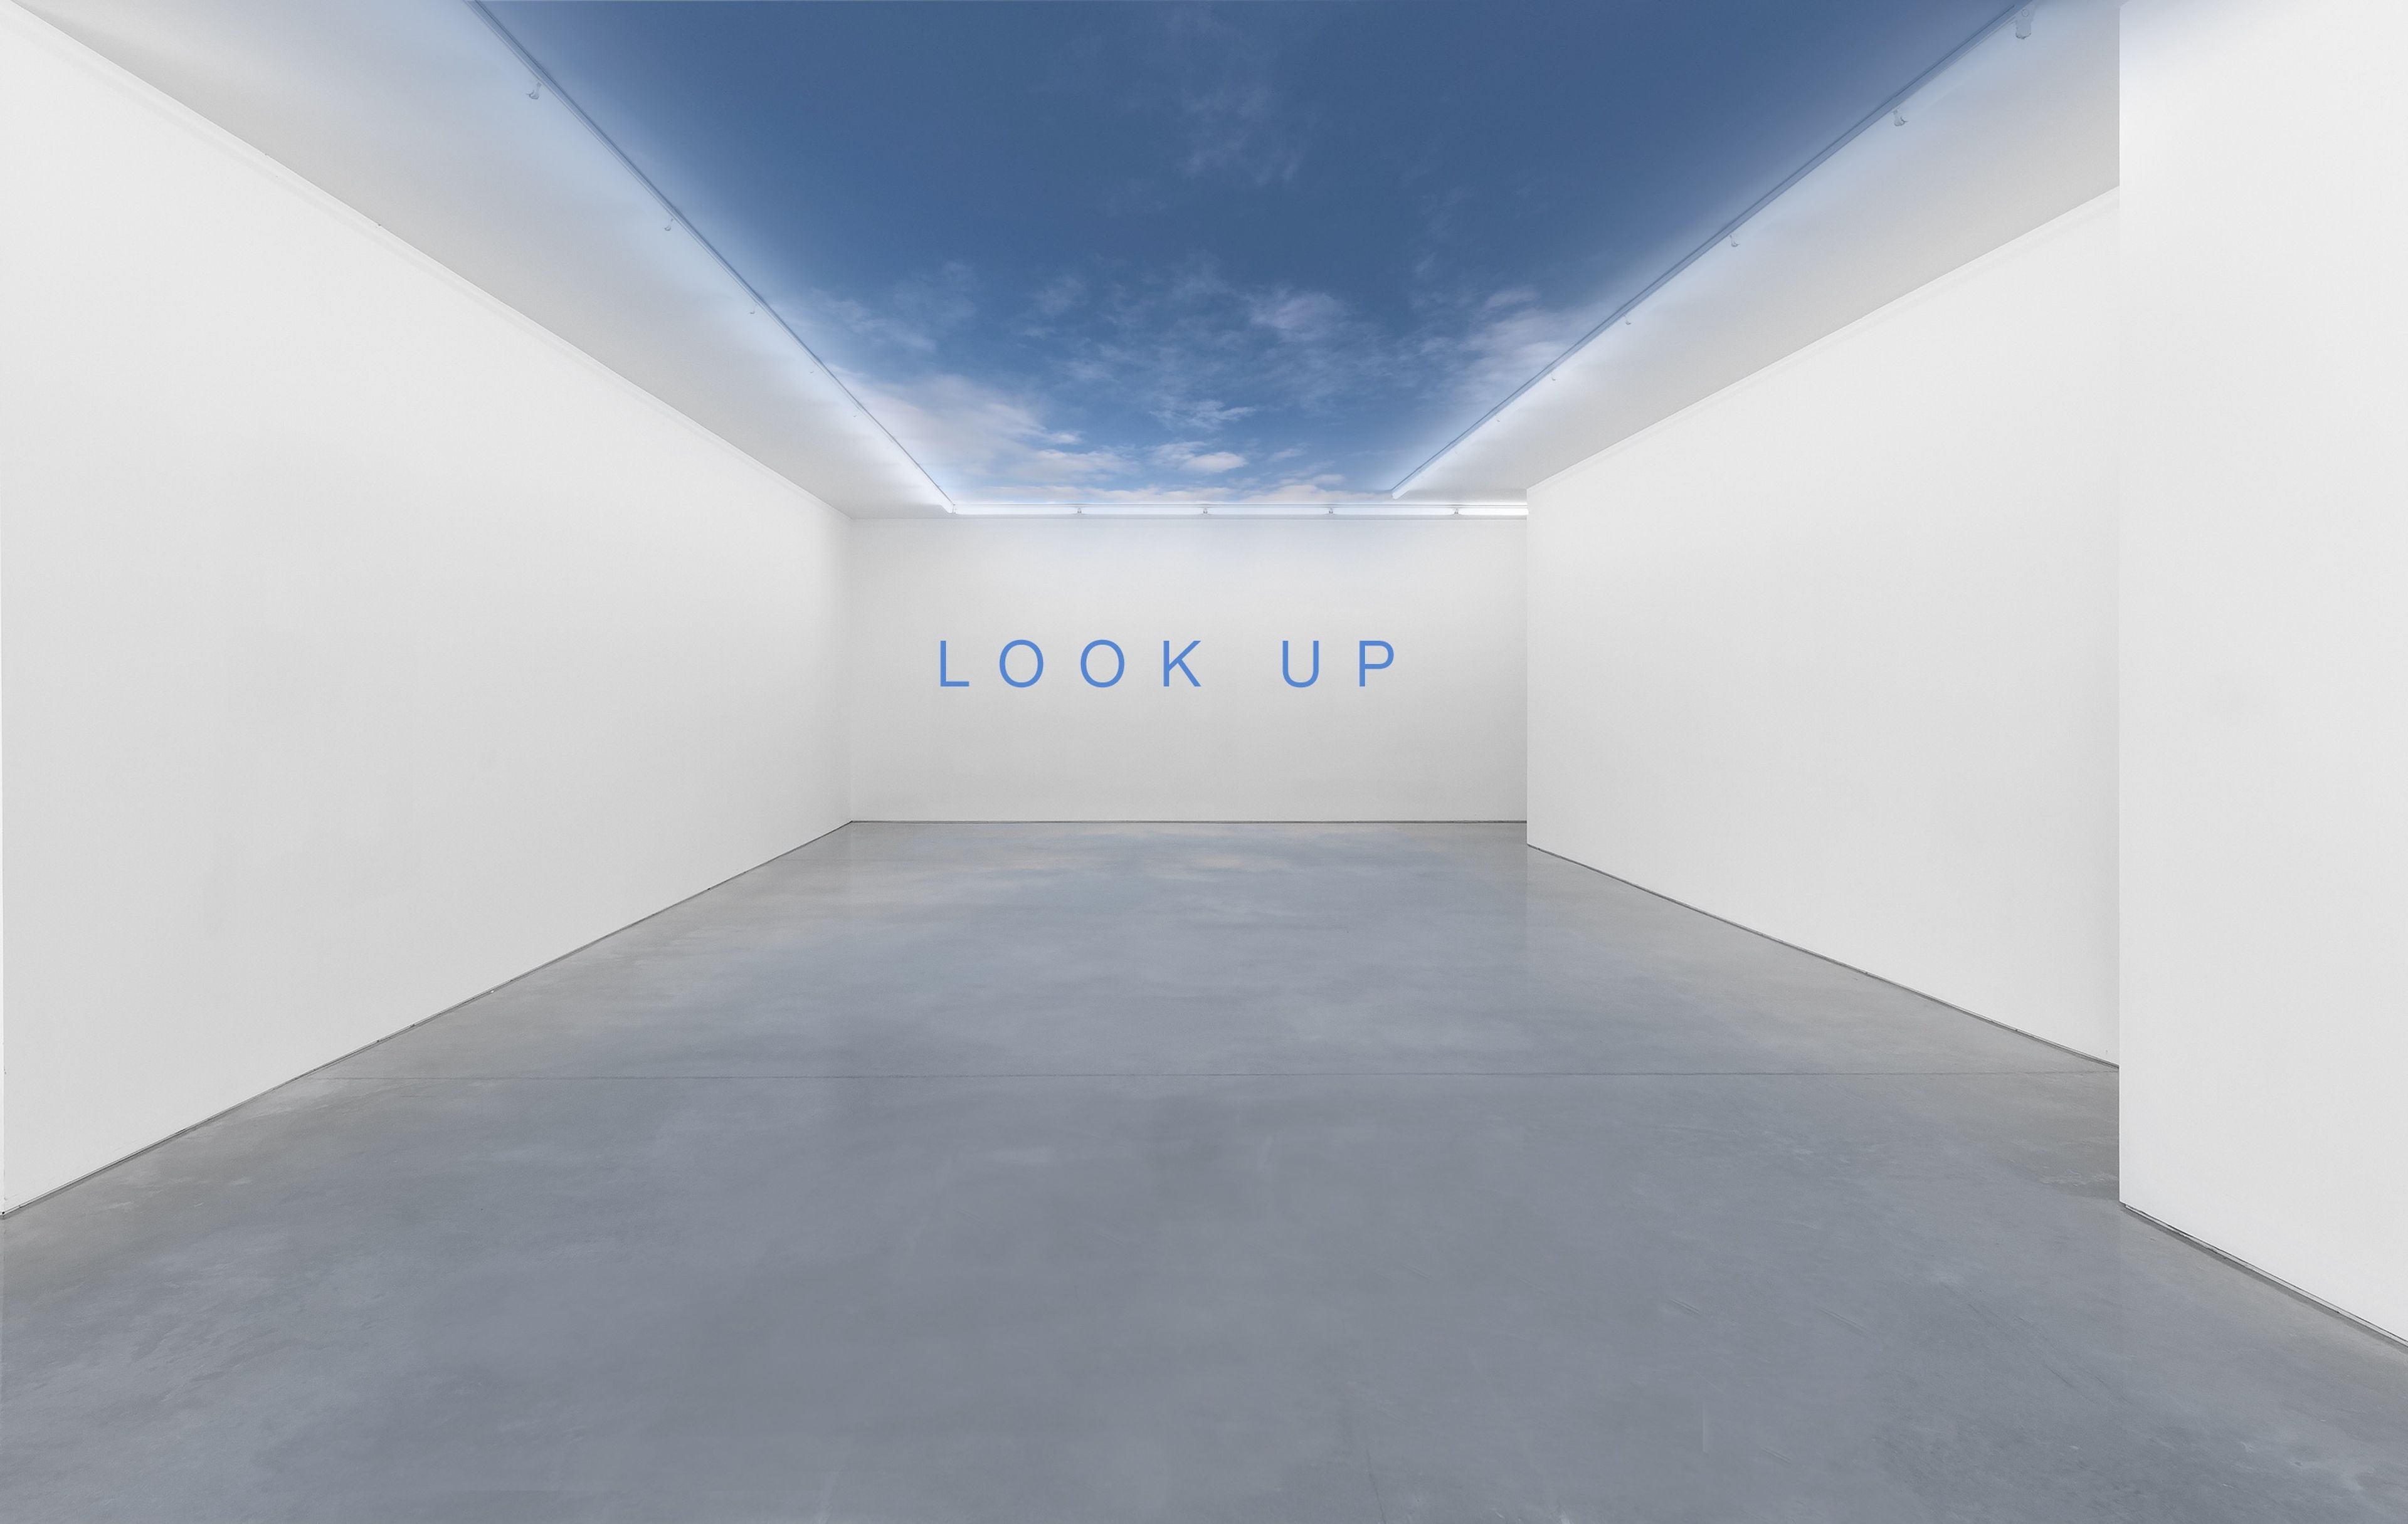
[482,0,2021,505]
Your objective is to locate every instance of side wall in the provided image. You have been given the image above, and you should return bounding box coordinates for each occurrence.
[0,13,850,1207]
[1527,196,2119,1060]
[849,519,1525,822]
[2120,0,2408,1338]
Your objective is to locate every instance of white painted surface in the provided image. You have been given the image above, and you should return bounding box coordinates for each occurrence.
[0,13,850,1207]
[1405,0,2118,503]
[1527,196,2119,1061]
[2120,0,2408,1338]
[850,520,1524,821]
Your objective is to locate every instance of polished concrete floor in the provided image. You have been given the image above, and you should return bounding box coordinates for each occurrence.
[4,823,2404,1523]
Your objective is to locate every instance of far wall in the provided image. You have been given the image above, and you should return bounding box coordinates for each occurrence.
[849,518,1526,822]
[1527,196,2119,1061]
[0,13,850,1209]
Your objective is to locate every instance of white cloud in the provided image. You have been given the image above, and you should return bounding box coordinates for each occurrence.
[817,263,977,355]
[818,228,1610,500]
[1162,9,1304,188]
[1245,288,1347,344]
[1072,485,1241,504]
[1435,286,1611,409]
[1032,273,1086,317]
[1062,478,1359,508]
[1040,256,1385,423]
[1151,398,1255,434]
[820,293,937,354]
[842,369,1134,492]
[1151,441,1249,475]
[1257,475,1354,503]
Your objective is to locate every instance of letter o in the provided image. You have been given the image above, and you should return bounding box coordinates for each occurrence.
[999,639,1044,688]
[1080,639,1125,688]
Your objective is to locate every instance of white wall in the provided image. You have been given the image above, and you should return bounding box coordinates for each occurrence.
[0,11,850,1209]
[1528,195,2120,1061]
[2120,0,2408,1338]
[850,518,1525,821]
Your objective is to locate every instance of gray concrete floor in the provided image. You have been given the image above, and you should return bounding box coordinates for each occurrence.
[4,823,2404,1523]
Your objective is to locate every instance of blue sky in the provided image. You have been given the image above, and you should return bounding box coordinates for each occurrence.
[486,1,2014,502]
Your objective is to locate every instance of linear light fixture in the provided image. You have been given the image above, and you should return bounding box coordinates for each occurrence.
[1386,0,2041,499]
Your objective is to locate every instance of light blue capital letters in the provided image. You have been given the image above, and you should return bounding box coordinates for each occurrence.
[938,639,969,688]
[1000,639,1044,688]
[1163,639,1201,687]
[1358,639,1394,686]
[1282,639,1319,688]
[1080,639,1126,688]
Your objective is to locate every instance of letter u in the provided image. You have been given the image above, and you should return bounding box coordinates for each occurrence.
[1282,639,1319,688]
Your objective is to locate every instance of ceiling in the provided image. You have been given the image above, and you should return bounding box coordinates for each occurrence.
[24,0,2116,518]
[482,0,2024,507]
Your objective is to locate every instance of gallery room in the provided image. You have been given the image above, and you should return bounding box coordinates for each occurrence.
[3,0,2402,1518]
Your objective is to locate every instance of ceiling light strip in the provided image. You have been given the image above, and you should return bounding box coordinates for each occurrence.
[1386,0,2039,499]
[462,1,957,512]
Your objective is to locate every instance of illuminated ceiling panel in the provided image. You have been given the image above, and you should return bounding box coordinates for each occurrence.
[483,0,2022,505]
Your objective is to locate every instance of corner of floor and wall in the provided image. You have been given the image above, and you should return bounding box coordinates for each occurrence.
[4,0,2403,1354]
[0,4,855,1213]
[1525,0,2406,1344]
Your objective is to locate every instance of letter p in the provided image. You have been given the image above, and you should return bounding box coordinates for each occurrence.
[1358,639,1394,686]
